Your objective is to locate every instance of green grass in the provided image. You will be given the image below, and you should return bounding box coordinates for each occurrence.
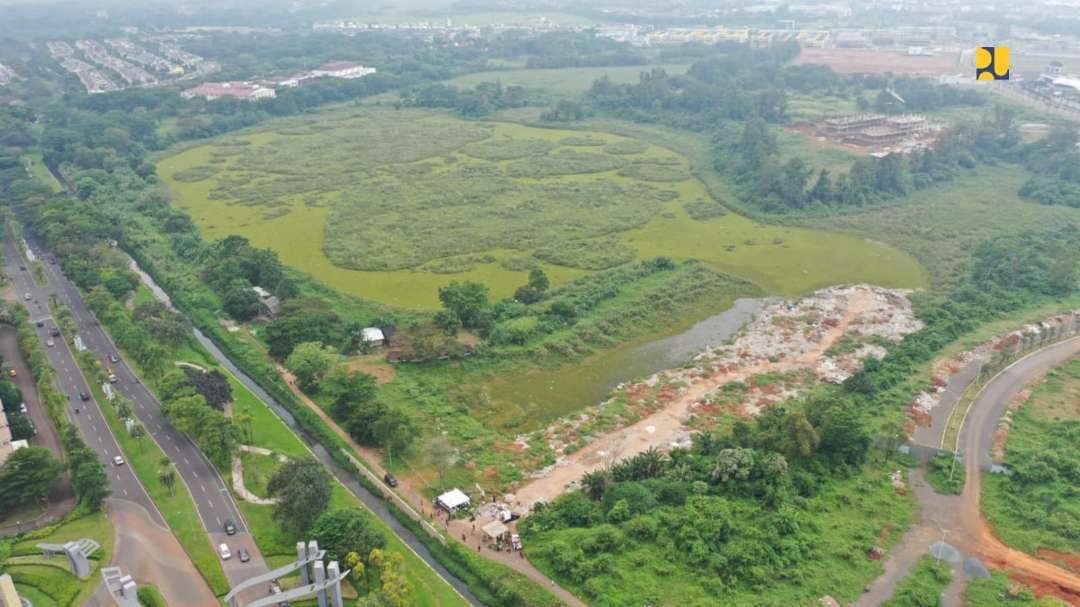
[925,453,964,495]
[982,355,1080,555]
[23,152,63,193]
[775,126,860,175]
[882,555,952,607]
[238,451,280,498]
[797,165,1080,290]
[158,106,926,308]
[446,64,689,97]
[963,571,1065,606]
[5,509,113,606]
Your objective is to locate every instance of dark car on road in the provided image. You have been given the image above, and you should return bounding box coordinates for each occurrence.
[238,547,251,563]
[224,519,237,536]
[78,392,90,401]
[51,328,60,337]
[35,320,44,327]
[383,473,398,488]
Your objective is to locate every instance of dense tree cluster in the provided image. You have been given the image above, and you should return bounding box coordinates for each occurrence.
[399,80,534,117]
[0,446,63,515]
[522,394,873,594]
[268,458,332,534]
[203,235,296,322]
[1017,125,1080,209]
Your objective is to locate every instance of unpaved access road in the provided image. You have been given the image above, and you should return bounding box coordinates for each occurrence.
[859,336,1080,606]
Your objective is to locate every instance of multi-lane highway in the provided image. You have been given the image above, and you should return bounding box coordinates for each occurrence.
[2,231,217,606]
[17,232,271,586]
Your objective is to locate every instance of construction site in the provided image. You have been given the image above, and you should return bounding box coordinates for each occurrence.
[793,112,944,155]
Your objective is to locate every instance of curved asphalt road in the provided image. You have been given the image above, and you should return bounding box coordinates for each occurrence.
[858,335,1080,606]
[21,233,272,588]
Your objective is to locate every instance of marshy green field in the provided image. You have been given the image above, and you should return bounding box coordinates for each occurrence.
[158,106,926,308]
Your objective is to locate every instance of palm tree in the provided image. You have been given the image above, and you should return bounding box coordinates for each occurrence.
[158,459,176,495]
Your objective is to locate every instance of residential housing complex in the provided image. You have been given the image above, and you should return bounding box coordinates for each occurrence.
[181,81,276,101]
[188,60,376,100]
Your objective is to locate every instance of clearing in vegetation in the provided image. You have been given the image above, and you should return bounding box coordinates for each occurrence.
[159,106,926,308]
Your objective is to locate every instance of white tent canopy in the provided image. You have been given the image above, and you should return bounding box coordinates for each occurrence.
[436,488,470,512]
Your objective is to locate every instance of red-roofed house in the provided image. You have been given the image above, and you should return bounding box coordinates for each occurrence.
[311,61,376,79]
[182,81,276,101]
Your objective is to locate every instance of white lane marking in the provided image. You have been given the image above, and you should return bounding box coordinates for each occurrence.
[200,484,206,493]
[183,457,190,465]
[216,517,222,527]
[123,488,129,496]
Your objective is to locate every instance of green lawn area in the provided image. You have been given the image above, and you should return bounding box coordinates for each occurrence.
[4,509,114,607]
[983,355,1080,556]
[238,451,280,498]
[158,106,926,309]
[446,64,689,97]
[797,165,1080,290]
[775,126,860,175]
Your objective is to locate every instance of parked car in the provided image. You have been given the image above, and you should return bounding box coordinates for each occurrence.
[383,473,398,488]
[109,354,119,364]
[18,265,25,271]
[224,519,237,536]
[18,403,27,414]
[46,339,55,348]
[238,547,251,563]
[50,328,60,337]
[219,544,232,561]
[113,455,125,466]
[23,293,31,301]
[511,533,522,551]
[108,373,118,384]
[35,320,44,327]
[78,392,89,401]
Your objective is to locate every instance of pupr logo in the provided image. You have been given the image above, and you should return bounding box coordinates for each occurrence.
[976,46,1010,80]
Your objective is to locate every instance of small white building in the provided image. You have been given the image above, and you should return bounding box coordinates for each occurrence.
[360,327,385,346]
[311,61,376,80]
[435,488,470,514]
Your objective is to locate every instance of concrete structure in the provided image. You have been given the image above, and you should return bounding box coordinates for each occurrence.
[0,573,27,607]
[311,61,376,79]
[182,82,276,101]
[101,567,139,607]
[225,540,347,607]
[821,113,933,146]
[435,488,470,514]
[38,538,100,578]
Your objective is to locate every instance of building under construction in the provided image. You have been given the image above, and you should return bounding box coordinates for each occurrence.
[821,113,934,146]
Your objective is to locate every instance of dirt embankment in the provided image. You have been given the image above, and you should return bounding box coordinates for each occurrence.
[513,284,922,509]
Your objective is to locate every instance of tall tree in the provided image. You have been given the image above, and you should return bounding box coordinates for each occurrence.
[267,459,332,534]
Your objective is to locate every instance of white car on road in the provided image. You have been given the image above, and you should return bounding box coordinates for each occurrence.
[219,543,232,561]
[112,455,125,466]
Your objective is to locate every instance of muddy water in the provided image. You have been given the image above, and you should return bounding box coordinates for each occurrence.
[487,298,766,430]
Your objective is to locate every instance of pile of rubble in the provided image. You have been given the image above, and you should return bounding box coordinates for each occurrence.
[908,310,1079,421]
[528,285,923,466]
[695,285,922,384]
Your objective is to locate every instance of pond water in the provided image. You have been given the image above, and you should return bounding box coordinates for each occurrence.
[486,298,766,431]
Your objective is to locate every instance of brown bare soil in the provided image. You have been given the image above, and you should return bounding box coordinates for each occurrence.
[342,354,396,384]
[794,48,962,75]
